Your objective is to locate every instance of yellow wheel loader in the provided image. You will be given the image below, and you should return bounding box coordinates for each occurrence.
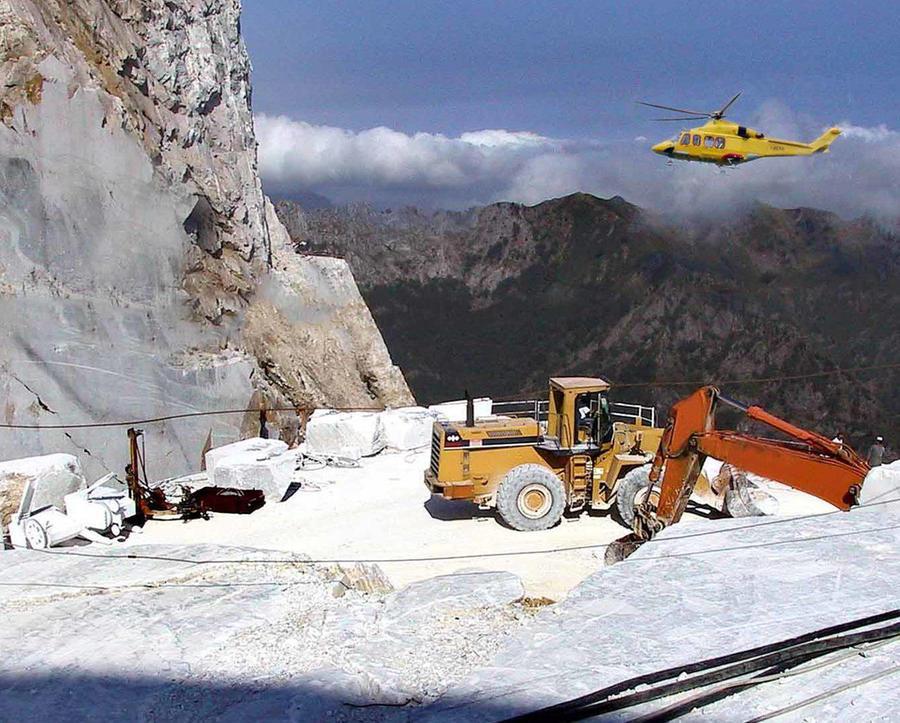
[425,377,664,531]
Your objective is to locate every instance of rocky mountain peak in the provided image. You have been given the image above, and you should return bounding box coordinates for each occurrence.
[275,193,898,451]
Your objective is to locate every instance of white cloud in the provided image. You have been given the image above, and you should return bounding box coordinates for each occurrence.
[457,129,553,148]
[503,153,586,206]
[838,123,894,142]
[255,115,562,197]
[255,110,900,217]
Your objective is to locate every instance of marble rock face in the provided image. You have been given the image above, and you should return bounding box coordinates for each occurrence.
[0,0,412,482]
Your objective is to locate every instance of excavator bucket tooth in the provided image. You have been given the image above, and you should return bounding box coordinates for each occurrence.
[604,533,644,565]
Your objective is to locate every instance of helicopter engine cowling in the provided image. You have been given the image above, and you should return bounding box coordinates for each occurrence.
[737,125,765,140]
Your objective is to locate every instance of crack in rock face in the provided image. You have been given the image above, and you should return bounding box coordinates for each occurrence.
[10,374,56,415]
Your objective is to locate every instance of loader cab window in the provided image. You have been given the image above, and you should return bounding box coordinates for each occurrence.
[575,394,594,444]
[575,392,613,447]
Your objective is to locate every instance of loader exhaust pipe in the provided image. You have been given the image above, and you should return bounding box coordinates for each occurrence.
[465,389,475,427]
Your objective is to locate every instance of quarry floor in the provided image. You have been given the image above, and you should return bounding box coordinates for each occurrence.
[3,456,894,722]
[129,449,835,600]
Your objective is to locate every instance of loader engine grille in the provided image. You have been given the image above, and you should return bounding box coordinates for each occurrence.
[430,427,442,475]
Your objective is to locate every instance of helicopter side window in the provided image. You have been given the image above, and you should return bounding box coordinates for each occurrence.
[715,136,726,149]
[692,134,701,146]
[680,133,691,145]
[704,136,714,148]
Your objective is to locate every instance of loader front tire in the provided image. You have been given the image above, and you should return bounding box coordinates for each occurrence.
[615,464,655,530]
[496,464,565,531]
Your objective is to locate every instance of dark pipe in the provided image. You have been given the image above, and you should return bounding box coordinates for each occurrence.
[465,389,475,427]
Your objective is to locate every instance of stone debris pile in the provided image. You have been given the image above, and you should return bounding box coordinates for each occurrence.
[1,453,135,549]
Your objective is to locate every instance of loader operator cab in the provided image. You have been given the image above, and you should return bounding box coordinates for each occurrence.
[546,377,612,451]
[576,392,614,446]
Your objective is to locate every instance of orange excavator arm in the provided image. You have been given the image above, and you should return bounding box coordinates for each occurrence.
[636,386,869,539]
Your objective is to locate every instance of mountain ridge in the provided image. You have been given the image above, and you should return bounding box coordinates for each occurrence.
[275,192,898,454]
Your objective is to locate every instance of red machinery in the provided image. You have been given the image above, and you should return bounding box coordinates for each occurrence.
[633,386,870,540]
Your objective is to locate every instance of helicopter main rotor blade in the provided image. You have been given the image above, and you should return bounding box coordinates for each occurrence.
[651,116,708,122]
[715,91,742,118]
[637,100,711,117]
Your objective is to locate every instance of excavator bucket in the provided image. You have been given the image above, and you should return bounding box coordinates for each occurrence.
[605,385,869,565]
[604,533,643,565]
[604,467,772,565]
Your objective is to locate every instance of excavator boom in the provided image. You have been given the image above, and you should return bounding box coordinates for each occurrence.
[638,386,868,539]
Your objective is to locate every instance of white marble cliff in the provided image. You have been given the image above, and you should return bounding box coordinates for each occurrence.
[0,0,412,480]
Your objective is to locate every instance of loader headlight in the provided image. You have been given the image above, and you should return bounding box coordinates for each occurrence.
[444,428,466,447]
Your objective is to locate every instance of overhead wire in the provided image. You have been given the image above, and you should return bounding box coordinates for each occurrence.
[0,363,897,430]
[3,496,898,575]
[610,361,900,389]
[0,405,382,430]
[2,363,896,585]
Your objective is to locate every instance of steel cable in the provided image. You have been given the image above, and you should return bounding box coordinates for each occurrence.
[501,613,900,722]
[3,497,899,569]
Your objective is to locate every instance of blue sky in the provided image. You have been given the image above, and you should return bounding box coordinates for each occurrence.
[242,1,900,214]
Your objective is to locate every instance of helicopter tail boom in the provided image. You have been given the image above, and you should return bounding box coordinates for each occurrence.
[810,127,841,153]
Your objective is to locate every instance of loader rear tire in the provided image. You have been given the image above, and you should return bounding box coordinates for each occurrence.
[496,464,565,531]
[615,464,655,530]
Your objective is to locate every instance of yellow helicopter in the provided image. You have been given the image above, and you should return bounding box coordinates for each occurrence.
[640,92,841,166]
